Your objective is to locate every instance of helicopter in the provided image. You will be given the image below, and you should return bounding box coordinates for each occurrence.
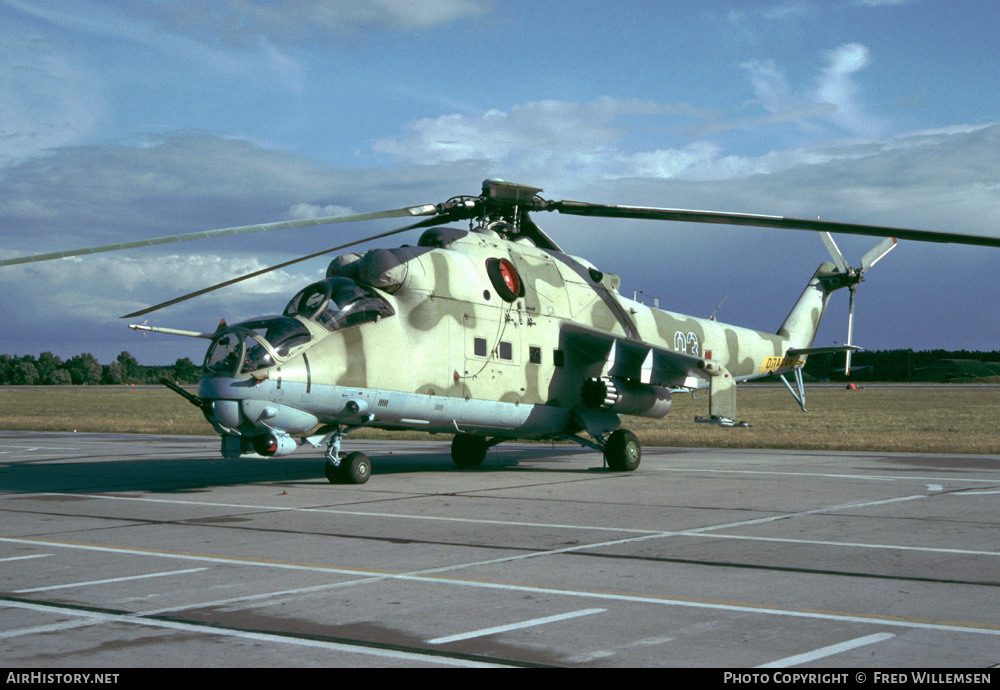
[5,178,1000,484]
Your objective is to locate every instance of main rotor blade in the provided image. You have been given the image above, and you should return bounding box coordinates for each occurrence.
[551,201,1000,248]
[2,204,439,267]
[119,215,445,319]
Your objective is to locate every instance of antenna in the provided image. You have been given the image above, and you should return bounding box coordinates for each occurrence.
[709,293,729,321]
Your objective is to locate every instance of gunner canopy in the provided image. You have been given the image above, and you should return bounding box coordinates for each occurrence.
[204,316,310,376]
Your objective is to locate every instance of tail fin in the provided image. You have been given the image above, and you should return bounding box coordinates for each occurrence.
[777,261,839,350]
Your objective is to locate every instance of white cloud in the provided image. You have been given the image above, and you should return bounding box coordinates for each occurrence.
[371,43,894,184]
[814,43,885,136]
[761,1,815,21]
[740,58,793,113]
[852,0,911,6]
[145,0,492,45]
[372,97,719,182]
[371,85,916,185]
[739,43,885,139]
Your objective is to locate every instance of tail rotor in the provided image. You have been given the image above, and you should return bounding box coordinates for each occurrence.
[818,232,897,376]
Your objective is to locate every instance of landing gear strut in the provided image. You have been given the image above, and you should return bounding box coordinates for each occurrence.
[566,427,642,471]
[323,426,371,484]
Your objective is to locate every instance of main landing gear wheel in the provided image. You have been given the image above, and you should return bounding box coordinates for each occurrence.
[451,433,488,468]
[604,429,641,471]
[325,452,371,484]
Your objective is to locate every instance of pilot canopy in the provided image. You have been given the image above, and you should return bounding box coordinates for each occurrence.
[283,277,395,331]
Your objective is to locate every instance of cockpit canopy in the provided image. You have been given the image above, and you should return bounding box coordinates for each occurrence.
[204,316,311,376]
[203,278,394,378]
[283,277,395,331]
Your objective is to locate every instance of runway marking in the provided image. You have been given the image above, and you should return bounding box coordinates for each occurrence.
[0,446,73,454]
[568,634,674,663]
[16,490,942,541]
[653,467,1000,484]
[22,492,663,535]
[0,599,509,667]
[678,494,928,534]
[389,495,935,585]
[689,533,1000,558]
[756,632,895,668]
[426,608,606,644]
[1,492,995,647]
[128,487,991,560]
[13,567,208,593]
[5,526,1000,639]
[0,554,51,563]
[0,616,106,640]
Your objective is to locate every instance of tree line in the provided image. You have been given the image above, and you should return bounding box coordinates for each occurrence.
[802,348,1000,381]
[0,352,200,386]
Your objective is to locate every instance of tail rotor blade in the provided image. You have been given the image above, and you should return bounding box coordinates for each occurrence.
[818,232,849,273]
[845,286,857,376]
[861,236,897,272]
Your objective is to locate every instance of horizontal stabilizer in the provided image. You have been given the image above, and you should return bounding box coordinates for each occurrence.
[787,345,862,357]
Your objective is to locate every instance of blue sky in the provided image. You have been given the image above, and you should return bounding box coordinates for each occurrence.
[1,0,999,365]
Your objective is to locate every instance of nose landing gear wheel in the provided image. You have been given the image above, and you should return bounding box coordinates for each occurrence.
[325,452,371,484]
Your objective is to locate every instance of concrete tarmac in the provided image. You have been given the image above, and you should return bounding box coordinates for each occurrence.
[2,430,999,668]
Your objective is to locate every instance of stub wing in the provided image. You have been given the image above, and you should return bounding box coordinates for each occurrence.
[560,323,717,389]
[560,323,745,424]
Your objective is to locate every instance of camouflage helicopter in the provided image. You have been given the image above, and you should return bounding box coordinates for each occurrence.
[6,179,1000,484]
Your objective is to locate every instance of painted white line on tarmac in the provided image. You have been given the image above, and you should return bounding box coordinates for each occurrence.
[0,599,506,667]
[0,554,52,563]
[5,534,1000,638]
[14,567,208,593]
[689,532,1000,557]
[653,467,1000,484]
[427,608,606,645]
[756,632,895,668]
[27,492,664,535]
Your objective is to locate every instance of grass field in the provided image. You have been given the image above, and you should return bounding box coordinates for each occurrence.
[1,385,997,455]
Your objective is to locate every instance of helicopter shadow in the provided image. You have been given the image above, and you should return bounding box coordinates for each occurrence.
[0,444,607,495]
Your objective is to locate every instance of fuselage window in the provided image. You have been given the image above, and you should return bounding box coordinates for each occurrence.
[474,337,487,357]
[499,341,513,360]
[529,346,541,364]
[553,349,565,367]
